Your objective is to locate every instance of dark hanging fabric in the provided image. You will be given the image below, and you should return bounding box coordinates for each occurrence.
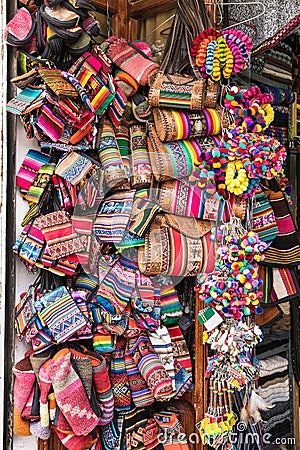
[160,0,211,75]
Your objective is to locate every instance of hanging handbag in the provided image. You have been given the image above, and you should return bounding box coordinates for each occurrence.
[148,72,206,110]
[16,149,51,196]
[152,107,228,142]
[147,123,196,182]
[138,214,213,277]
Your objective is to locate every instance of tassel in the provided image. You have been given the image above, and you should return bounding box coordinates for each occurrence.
[247,389,274,424]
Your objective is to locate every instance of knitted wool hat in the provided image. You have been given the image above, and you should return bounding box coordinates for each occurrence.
[30,348,53,382]
[124,407,149,450]
[48,348,99,435]
[106,37,159,86]
[110,338,132,411]
[124,343,155,408]
[90,353,114,426]
[115,71,139,97]
[13,356,36,436]
[130,332,174,401]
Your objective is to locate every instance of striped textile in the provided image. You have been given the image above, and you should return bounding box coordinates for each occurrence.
[25,163,55,204]
[167,325,192,374]
[129,332,174,401]
[38,68,79,98]
[7,86,45,115]
[110,338,132,411]
[36,105,65,142]
[97,256,136,316]
[160,283,183,325]
[94,190,135,243]
[37,286,88,343]
[55,151,93,185]
[261,190,300,266]
[98,119,127,189]
[108,86,127,126]
[115,126,131,178]
[148,326,176,391]
[16,149,51,194]
[252,189,278,245]
[259,265,299,304]
[127,194,161,239]
[130,124,152,188]
[13,219,45,264]
[124,347,155,408]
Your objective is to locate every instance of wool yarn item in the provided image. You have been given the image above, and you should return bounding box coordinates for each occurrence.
[106,37,159,86]
[224,85,274,132]
[191,28,253,81]
[48,349,99,435]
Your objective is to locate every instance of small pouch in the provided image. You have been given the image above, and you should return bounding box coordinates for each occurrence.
[138,214,213,277]
[55,151,93,185]
[148,72,207,110]
[16,149,51,195]
[130,124,152,189]
[36,286,89,343]
[37,67,78,97]
[93,190,136,243]
[15,285,37,341]
[152,107,229,142]
[35,210,88,259]
[259,266,300,305]
[7,86,45,116]
[13,218,45,266]
[5,8,36,47]
[36,104,65,142]
[96,255,136,317]
[93,330,116,353]
[25,163,56,204]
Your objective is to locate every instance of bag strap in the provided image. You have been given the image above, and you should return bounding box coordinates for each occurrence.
[160,0,211,76]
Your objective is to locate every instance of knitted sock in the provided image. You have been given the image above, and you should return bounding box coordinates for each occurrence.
[124,407,149,450]
[38,360,52,428]
[167,325,192,374]
[30,348,52,382]
[30,420,51,440]
[124,339,155,408]
[70,350,93,399]
[110,338,132,411]
[48,348,99,435]
[106,37,159,86]
[91,354,114,426]
[131,333,174,401]
[115,71,139,97]
[154,412,189,450]
[13,356,36,436]
[148,326,176,393]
